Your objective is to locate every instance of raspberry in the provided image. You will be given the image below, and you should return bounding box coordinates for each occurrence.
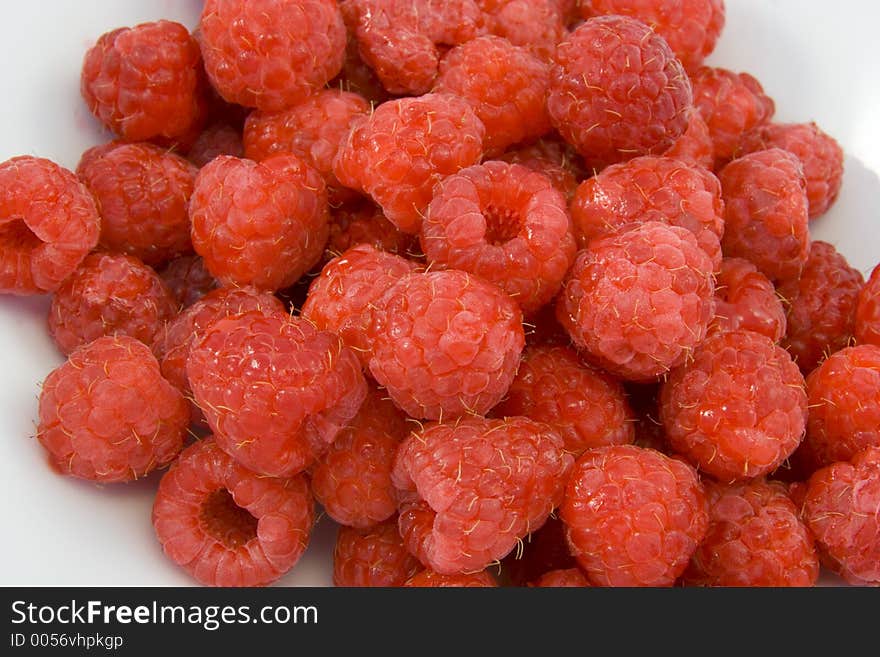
[393,417,573,574]
[433,36,550,157]
[189,154,330,292]
[311,388,410,528]
[718,148,810,283]
[37,336,187,483]
[856,264,880,347]
[531,568,590,587]
[152,438,314,587]
[158,255,218,311]
[683,479,819,586]
[302,245,418,368]
[503,516,576,586]
[547,16,692,169]
[561,444,708,586]
[420,161,576,312]
[77,142,198,267]
[333,519,420,587]
[660,330,807,481]
[187,122,244,168]
[369,270,525,419]
[49,253,176,356]
[557,221,716,382]
[333,93,485,235]
[493,344,635,456]
[664,108,714,169]
[778,241,864,373]
[325,201,414,260]
[798,345,880,472]
[570,155,724,265]
[187,312,367,477]
[0,156,100,295]
[801,447,880,585]
[197,0,346,111]
[331,15,391,106]
[477,0,566,61]
[737,122,844,219]
[404,569,497,587]
[710,257,786,343]
[81,20,205,141]
[690,66,775,166]
[243,90,371,205]
[583,0,725,70]
[344,0,486,95]
[498,137,583,201]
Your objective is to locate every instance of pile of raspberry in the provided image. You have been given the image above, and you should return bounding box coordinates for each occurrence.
[3,0,878,588]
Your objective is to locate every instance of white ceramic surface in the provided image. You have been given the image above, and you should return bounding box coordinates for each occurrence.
[1,1,877,585]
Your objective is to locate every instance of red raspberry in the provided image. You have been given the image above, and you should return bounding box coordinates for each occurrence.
[344,0,486,95]
[331,14,391,106]
[333,93,485,235]
[49,253,176,356]
[557,221,716,382]
[243,90,371,205]
[798,345,880,472]
[498,137,583,201]
[37,336,187,483]
[394,417,573,574]
[570,155,724,265]
[583,0,725,70]
[493,344,635,456]
[326,201,414,260]
[311,388,410,528]
[152,438,314,587]
[718,148,810,283]
[434,36,550,157]
[561,444,708,586]
[187,122,244,168]
[856,264,880,347]
[710,257,786,343]
[690,66,775,166]
[369,270,525,419]
[420,161,576,312]
[302,245,418,369]
[503,516,576,586]
[187,312,367,477]
[81,20,205,141]
[738,122,844,219]
[801,447,880,585]
[198,0,346,111]
[531,568,590,587]
[404,569,497,587]
[548,16,692,169]
[333,519,420,587]
[0,156,100,295]
[189,154,329,292]
[158,255,218,311]
[778,241,864,373]
[660,330,807,481]
[477,0,566,61]
[77,142,198,267]
[664,108,714,169]
[683,479,819,586]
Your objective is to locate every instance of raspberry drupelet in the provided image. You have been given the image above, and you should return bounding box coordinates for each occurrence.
[0,156,100,295]
[77,142,198,267]
[530,568,590,587]
[683,479,819,587]
[664,108,715,169]
[325,200,414,260]
[37,336,188,483]
[404,569,497,587]
[158,255,217,311]
[710,258,786,343]
[393,416,573,574]
[189,154,330,292]
[660,329,807,481]
[493,344,635,456]
[557,221,716,382]
[81,20,205,142]
[778,241,864,373]
[420,161,576,313]
[187,312,367,478]
[477,0,566,62]
[333,93,485,235]
[498,137,583,201]
[333,519,421,587]
[561,444,709,587]
[187,122,244,169]
[152,438,314,587]
[718,148,810,283]
[49,252,176,356]
[547,15,692,169]
[311,388,410,528]
[856,264,880,346]
[197,0,346,111]
[368,270,525,420]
